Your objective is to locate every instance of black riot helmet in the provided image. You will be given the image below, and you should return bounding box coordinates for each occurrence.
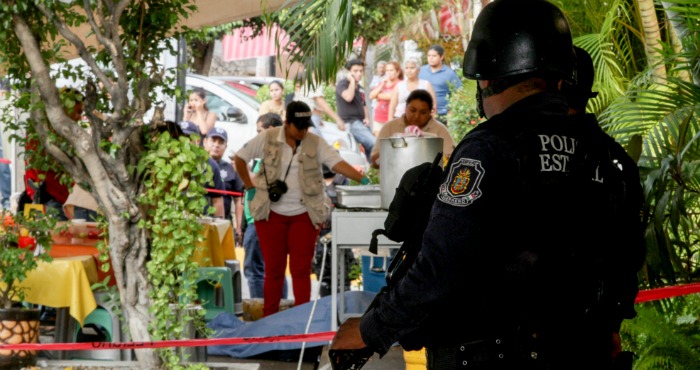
[463,0,575,82]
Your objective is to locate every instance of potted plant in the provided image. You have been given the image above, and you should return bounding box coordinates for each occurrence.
[0,208,58,369]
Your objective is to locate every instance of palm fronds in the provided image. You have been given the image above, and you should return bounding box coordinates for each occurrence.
[271,0,353,86]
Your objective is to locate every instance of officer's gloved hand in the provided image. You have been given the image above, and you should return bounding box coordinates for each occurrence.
[360,177,371,185]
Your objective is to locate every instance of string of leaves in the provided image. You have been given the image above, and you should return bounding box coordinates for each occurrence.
[137,130,212,369]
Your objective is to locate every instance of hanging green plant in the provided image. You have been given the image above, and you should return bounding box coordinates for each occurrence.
[137,129,213,369]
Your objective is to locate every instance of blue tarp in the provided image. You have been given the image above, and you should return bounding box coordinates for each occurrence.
[207,291,377,358]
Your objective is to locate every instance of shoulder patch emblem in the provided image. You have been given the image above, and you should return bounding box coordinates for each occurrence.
[438,158,485,207]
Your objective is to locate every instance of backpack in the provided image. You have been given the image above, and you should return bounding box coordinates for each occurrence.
[369,151,443,286]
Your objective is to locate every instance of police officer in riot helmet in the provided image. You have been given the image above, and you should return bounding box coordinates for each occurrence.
[331,1,645,369]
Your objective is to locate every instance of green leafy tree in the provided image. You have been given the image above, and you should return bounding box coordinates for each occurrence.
[350,0,436,60]
[272,0,431,86]
[265,0,354,86]
[0,1,214,368]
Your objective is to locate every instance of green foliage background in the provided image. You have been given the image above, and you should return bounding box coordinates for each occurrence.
[621,295,700,369]
[446,78,485,143]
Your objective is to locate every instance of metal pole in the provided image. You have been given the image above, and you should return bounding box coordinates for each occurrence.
[175,36,188,123]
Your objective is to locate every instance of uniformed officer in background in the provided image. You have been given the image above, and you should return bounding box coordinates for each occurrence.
[330,0,645,369]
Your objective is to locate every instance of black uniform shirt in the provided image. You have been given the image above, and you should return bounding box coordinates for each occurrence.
[204,157,225,216]
[359,93,644,356]
[215,158,244,217]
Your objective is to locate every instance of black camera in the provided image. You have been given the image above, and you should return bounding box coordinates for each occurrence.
[268,180,288,202]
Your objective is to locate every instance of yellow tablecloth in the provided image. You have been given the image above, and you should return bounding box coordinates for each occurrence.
[13,220,231,325]
[191,218,235,267]
[18,255,98,327]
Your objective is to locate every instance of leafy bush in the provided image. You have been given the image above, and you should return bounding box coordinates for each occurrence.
[0,209,61,309]
[446,78,485,143]
[621,294,700,369]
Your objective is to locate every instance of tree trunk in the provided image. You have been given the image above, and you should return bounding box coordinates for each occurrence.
[13,12,163,368]
[360,39,369,63]
[201,42,215,76]
[109,217,161,368]
[637,0,667,83]
[191,40,215,76]
[661,1,697,84]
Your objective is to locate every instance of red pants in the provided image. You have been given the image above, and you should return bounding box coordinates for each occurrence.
[255,211,320,317]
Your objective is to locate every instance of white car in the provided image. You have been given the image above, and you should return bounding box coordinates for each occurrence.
[185,74,260,157]
[184,74,370,172]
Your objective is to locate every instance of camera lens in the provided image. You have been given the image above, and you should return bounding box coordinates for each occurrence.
[268,180,287,202]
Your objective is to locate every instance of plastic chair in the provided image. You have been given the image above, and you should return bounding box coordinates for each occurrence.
[75,307,113,342]
[195,267,235,321]
[71,290,133,361]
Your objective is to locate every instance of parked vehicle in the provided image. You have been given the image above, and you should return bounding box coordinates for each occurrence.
[184,74,259,157]
[222,81,257,97]
[209,76,283,96]
[183,74,370,172]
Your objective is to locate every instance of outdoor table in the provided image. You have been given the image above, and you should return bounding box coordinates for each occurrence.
[192,218,236,267]
[18,255,98,327]
[49,244,115,286]
[18,255,99,360]
[50,217,234,273]
[16,218,234,359]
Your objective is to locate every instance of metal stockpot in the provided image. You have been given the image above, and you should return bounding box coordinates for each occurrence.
[379,136,443,209]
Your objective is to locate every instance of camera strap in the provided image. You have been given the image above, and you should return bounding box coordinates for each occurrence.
[262,141,298,189]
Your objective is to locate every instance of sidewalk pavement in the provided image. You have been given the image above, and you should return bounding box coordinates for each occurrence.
[35,247,415,369]
[37,345,409,369]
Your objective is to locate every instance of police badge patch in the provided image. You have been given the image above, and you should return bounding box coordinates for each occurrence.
[438,158,485,206]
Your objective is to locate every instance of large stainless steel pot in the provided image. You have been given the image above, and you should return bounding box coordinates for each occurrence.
[379,136,443,209]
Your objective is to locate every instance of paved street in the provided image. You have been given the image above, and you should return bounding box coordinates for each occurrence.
[208,345,409,369]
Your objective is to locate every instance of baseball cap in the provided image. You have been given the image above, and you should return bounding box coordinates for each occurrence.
[286,101,314,130]
[178,121,201,137]
[206,127,228,142]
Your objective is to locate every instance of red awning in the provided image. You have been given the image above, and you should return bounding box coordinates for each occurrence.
[222,25,290,62]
